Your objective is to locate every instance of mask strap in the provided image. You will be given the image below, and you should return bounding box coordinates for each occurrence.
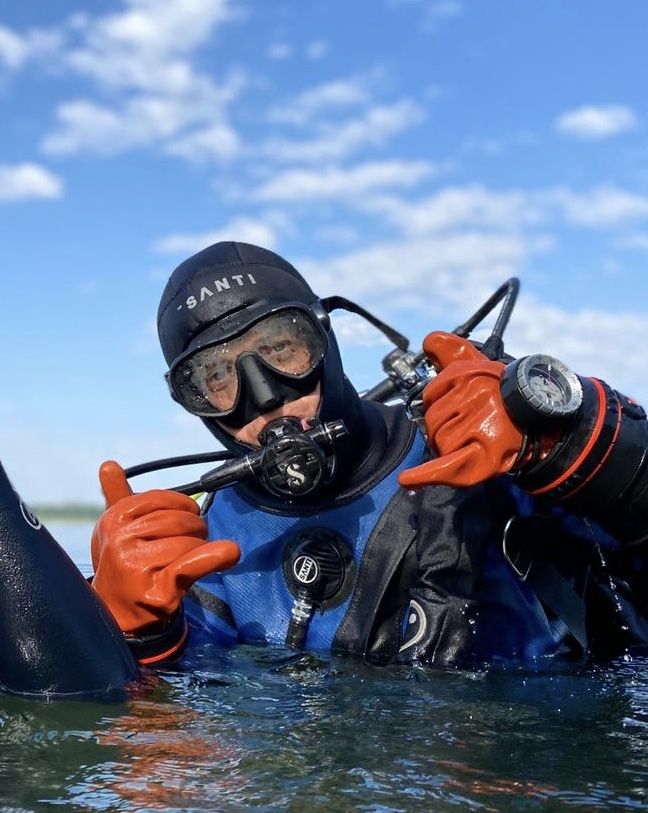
[320,296,409,351]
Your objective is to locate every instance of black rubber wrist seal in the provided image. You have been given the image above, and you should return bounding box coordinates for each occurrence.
[517,378,648,543]
[124,607,188,664]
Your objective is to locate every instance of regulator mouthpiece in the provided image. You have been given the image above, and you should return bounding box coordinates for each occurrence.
[156,416,348,498]
[256,417,345,497]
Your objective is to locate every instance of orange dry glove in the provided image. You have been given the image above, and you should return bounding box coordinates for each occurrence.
[399,332,525,489]
[91,460,240,637]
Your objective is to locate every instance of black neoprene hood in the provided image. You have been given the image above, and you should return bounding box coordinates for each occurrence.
[157,241,364,457]
[157,240,414,509]
[158,242,320,365]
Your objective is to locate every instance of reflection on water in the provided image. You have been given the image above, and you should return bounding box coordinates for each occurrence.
[2,522,646,812]
[2,648,648,812]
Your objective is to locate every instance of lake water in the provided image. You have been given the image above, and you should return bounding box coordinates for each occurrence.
[1,523,647,812]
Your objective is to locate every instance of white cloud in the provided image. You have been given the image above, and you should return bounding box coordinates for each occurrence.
[0,25,27,69]
[0,24,61,70]
[330,313,391,347]
[386,0,462,13]
[385,0,464,30]
[506,297,648,402]
[264,99,426,163]
[550,186,648,228]
[461,131,538,156]
[365,185,540,235]
[300,234,648,404]
[64,0,234,90]
[165,122,241,162]
[430,1,462,16]
[298,232,541,312]
[425,1,463,24]
[268,77,370,126]
[42,100,129,155]
[314,224,361,246]
[153,215,282,255]
[362,184,648,239]
[254,160,436,202]
[0,163,63,201]
[42,70,244,157]
[42,97,178,154]
[555,105,638,140]
[40,0,243,162]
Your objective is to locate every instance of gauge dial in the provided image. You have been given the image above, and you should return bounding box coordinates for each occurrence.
[500,354,583,429]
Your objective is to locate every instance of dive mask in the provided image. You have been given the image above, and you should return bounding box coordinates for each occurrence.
[166,305,327,428]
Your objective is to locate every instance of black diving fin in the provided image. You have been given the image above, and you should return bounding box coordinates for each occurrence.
[0,462,139,697]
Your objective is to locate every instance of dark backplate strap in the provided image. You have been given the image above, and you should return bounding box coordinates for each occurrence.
[185,584,237,630]
[332,487,417,656]
[502,515,590,652]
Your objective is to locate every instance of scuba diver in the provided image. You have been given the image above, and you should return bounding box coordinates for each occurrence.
[88,241,648,669]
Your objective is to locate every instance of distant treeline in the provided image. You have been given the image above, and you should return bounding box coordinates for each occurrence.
[32,504,103,522]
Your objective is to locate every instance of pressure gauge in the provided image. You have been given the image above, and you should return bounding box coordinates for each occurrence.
[500,354,583,429]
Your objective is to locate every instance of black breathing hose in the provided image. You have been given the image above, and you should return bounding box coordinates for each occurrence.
[364,277,520,404]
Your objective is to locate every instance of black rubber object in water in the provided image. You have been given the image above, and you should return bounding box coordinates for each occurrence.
[0,462,139,697]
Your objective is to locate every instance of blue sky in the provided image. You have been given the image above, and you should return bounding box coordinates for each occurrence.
[1,0,648,503]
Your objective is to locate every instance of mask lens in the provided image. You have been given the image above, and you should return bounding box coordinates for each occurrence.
[170,308,326,416]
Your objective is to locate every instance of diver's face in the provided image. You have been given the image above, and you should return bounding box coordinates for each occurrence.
[216,383,321,447]
[168,308,325,430]
[206,320,322,445]
[202,328,315,414]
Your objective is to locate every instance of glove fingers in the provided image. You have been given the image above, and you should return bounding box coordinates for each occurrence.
[152,540,241,605]
[419,373,459,411]
[100,534,218,580]
[99,460,133,507]
[127,509,207,541]
[420,360,504,411]
[422,331,487,370]
[422,379,488,443]
[398,445,481,489]
[421,381,475,442]
[121,490,202,520]
[403,331,523,491]
[431,394,499,453]
[426,407,465,454]
[173,540,241,583]
[129,534,215,571]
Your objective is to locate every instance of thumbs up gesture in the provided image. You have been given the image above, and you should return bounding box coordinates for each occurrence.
[91,461,240,636]
[398,332,525,490]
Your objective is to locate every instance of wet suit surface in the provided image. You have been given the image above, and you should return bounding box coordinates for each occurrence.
[0,462,138,697]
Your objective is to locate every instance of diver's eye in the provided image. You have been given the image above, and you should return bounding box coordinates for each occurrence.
[259,340,294,362]
[205,361,235,391]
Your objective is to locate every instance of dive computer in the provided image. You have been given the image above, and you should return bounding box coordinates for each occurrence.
[500,354,584,429]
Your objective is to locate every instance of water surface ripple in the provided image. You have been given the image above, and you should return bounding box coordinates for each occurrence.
[1,646,648,812]
[2,523,646,812]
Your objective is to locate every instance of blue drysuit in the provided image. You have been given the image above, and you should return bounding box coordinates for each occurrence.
[183,427,646,666]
